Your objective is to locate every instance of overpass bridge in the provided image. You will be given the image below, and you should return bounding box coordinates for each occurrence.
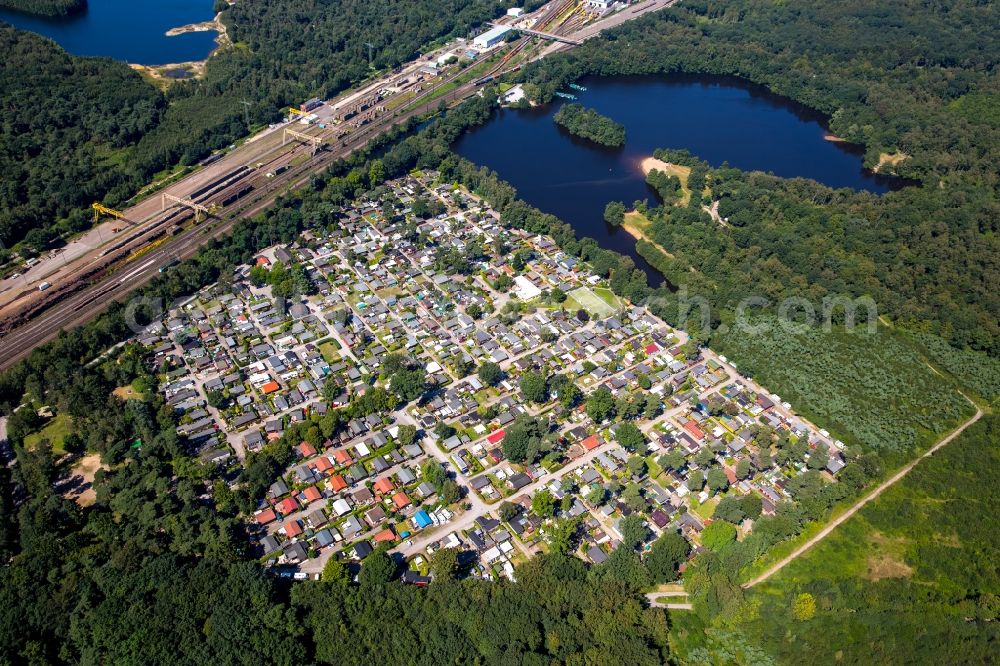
[491,22,582,45]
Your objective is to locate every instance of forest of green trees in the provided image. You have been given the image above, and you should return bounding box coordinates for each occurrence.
[0,0,84,17]
[553,102,625,146]
[0,26,165,250]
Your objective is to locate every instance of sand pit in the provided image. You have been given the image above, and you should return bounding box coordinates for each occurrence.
[62,454,106,507]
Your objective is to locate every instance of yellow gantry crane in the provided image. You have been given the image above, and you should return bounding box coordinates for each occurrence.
[288,107,307,117]
[91,202,126,222]
[91,203,131,231]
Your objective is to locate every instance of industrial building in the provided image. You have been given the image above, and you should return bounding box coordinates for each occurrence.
[299,97,322,112]
[473,25,512,49]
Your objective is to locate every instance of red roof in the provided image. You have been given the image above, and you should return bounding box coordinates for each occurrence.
[283,519,303,537]
[391,491,411,510]
[275,497,298,515]
[256,256,270,266]
[260,381,280,395]
[683,420,705,441]
[724,467,738,484]
[328,474,348,492]
[581,434,602,451]
[254,508,277,525]
[486,429,506,444]
[333,449,353,465]
[645,343,660,354]
[374,528,398,543]
[297,441,317,458]
[301,486,323,503]
[373,477,395,495]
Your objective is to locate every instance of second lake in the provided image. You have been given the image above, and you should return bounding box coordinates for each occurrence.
[0,0,217,64]
[454,74,900,286]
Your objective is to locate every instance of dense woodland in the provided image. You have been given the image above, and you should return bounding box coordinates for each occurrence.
[0,0,84,17]
[0,26,164,250]
[517,0,1000,357]
[0,0,525,251]
[552,102,626,146]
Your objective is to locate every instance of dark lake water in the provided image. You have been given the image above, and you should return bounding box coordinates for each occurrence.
[0,0,217,64]
[454,75,900,286]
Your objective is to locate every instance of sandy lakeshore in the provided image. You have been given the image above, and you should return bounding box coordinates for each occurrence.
[639,156,671,176]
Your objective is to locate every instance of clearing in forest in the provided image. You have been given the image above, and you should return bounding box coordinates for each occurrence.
[62,453,106,507]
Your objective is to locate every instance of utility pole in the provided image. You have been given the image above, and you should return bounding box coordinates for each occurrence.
[239,99,252,131]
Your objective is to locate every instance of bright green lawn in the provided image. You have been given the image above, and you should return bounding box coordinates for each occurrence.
[23,414,73,455]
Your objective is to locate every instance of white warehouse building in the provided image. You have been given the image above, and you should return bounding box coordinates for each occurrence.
[473,25,511,49]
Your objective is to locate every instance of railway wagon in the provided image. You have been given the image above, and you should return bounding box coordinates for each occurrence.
[221,184,254,207]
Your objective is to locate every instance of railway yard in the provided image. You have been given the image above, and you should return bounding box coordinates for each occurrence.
[0,0,677,371]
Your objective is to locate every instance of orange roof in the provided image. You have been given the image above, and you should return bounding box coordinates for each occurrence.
[724,467,738,484]
[312,456,334,473]
[297,441,317,458]
[684,420,705,441]
[256,256,270,266]
[581,434,602,451]
[391,491,411,510]
[333,449,353,465]
[374,528,398,543]
[373,477,395,495]
[301,486,323,503]
[328,474,348,492]
[283,519,303,537]
[254,508,277,525]
[261,381,280,395]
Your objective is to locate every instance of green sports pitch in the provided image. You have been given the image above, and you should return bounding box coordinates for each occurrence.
[567,286,618,318]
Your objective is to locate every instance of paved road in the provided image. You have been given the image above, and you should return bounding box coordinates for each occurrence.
[392,438,620,559]
[744,393,983,588]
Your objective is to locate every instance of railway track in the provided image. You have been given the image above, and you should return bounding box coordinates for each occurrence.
[0,0,643,370]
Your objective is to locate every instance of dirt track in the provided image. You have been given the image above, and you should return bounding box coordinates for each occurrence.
[744,394,983,588]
